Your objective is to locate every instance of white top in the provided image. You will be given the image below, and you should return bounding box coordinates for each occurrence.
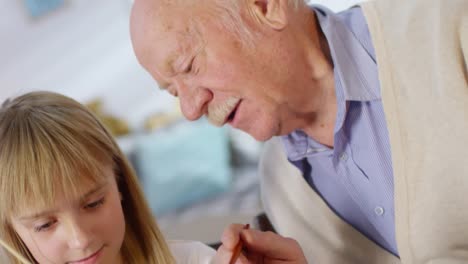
[169,240,215,264]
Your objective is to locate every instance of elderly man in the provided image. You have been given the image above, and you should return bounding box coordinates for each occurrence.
[130,0,468,263]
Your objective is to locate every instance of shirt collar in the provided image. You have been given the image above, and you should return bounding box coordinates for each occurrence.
[282,5,381,161]
[314,5,381,102]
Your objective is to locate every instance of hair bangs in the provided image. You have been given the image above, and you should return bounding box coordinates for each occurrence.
[0,107,114,221]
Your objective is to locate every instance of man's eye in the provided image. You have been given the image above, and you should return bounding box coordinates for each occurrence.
[85,198,105,210]
[34,221,56,232]
[184,57,195,73]
[185,63,192,73]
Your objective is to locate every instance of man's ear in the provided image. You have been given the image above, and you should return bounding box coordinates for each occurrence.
[249,0,288,31]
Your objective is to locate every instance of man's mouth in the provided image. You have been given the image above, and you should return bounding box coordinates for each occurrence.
[225,100,241,125]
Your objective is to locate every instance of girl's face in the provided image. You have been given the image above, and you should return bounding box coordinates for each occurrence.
[10,166,126,264]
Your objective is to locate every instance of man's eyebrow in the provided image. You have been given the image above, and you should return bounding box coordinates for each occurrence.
[163,52,178,76]
[18,183,108,221]
[158,32,202,91]
[158,52,179,91]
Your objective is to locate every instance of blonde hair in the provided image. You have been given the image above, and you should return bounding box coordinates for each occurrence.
[0,92,175,264]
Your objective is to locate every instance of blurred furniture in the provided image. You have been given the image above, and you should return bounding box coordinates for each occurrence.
[134,119,232,215]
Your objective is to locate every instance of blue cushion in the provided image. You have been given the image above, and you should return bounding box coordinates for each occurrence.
[134,119,231,215]
[24,0,64,17]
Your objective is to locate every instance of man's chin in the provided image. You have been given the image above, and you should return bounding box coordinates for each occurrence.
[247,129,275,142]
[238,122,277,142]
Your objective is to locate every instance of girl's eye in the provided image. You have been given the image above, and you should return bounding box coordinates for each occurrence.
[34,221,56,232]
[84,198,105,210]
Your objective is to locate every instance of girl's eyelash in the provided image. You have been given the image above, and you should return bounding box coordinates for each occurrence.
[31,198,105,232]
[85,197,105,209]
[34,221,56,232]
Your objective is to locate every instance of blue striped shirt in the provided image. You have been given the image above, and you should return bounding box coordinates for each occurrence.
[281,5,398,256]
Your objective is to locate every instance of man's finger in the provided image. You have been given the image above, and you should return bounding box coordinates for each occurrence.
[240,230,304,260]
[214,244,251,264]
[221,223,248,249]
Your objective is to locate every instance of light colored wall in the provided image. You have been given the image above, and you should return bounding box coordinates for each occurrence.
[0,0,175,129]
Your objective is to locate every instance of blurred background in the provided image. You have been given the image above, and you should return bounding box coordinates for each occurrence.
[0,0,362,245]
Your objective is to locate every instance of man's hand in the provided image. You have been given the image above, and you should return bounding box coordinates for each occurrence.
[214,224,307,264]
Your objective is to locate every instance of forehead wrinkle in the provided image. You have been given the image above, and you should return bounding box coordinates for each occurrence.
[131,0,177,73]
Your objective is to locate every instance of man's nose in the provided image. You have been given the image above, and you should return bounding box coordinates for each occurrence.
[176,81,213,121]
[65,219,92,250]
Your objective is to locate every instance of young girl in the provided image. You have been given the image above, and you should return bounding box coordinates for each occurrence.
[0,91,215,263]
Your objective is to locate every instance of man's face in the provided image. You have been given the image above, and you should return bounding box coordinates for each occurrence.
[131,1,302,141]
[11,166,125,264]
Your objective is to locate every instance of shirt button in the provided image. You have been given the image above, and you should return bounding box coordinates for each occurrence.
[339,152,348,161]
[374,206,385,216]
[306,148,313,154]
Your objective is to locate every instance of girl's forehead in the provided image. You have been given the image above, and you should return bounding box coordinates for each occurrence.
[5,163,117,221]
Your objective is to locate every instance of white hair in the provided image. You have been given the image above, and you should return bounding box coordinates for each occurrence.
[162,0,307,49]
[207,0,308,49]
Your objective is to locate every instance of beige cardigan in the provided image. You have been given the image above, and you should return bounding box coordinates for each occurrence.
[259,0,468,263]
